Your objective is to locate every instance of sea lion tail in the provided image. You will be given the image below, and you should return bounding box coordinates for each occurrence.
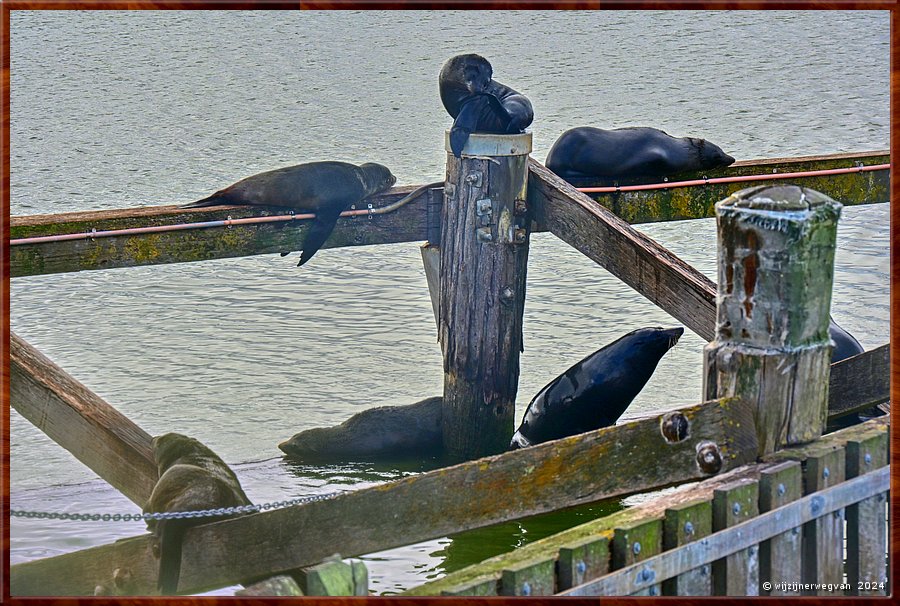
[180,192,230,209]
[297,211,341,267]
[156,519,187,595]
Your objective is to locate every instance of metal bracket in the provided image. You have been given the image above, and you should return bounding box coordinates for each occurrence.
[465,171,483,187]
[476,227,493,242]
[476,198,493,217]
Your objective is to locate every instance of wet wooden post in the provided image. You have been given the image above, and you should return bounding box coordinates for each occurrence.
[439,131,532,459]
[703,185,842,455]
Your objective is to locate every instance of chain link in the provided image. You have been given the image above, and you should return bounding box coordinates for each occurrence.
[11,490,343,523]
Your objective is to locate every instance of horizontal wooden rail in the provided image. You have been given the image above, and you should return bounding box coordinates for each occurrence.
[827,344,890,418]
[9,332,157,506]
[10,152,888,277]
[10,397,757,596]
[560,465,889,596]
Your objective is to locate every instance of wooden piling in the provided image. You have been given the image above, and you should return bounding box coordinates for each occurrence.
[703,185,842,454]
[439,131,532,459]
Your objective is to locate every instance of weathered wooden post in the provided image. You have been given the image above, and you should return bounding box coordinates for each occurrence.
[439,131,532,459]
[703,185,842,455]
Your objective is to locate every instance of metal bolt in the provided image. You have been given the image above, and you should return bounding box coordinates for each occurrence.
[513,228,527,244]
[476,227,493,242]
[576,560,587,575]
[733,503,742,516]
[823,467,830,480]
[499,286,515,303]
[792,527,800,536]
[700,565,709,576]
[684,521,694,536]
[465,172,482,187]
[514,198,528,215]
[865,453,872,466]
[521,582,531,596]
[777,483,786,496]
[833,510,842,520]
[476,198,492,216]
[633,542,641,555]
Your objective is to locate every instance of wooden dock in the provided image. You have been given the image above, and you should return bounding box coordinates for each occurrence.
[8,143,891,596]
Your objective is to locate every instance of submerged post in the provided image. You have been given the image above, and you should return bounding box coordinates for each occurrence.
[703,185,842,455]
[439,131,532,459]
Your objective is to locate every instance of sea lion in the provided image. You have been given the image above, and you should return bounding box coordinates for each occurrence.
[182,161,396,266]
[545,126,735,181]
[279,396,443,461]
[829,318,864,363]
[439,54,534,157]
[510,327,684,449]
[144,433,252,595]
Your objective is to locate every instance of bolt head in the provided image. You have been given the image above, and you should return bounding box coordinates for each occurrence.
[521,582,531,596]
[777,483,786,496]
[684,521,694,536]
[632,542,641,555]
[865,453,872,465]
[733,502,742,516]
[576,560,587,575]
[823,467,830,479]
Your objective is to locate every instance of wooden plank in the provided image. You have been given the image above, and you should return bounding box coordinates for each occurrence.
[559,465,889,596]
[758,461,803,596]
[439,577,498,596]
[11,152,886,278]
[9,331,156,507]
[9,184,434,277]
[845,432,889,595]
[827,344,890,420]
[613,517,663,596]
[439,133,532,458]
[662,499,713,595]
[10,397,758,596]
[712,478,760,595]
[567,150,889,225]
[500,558,555,596]
[557,536,609,591]
[527,159,717,341]
[800,446,846,594]
[419,242,441,331]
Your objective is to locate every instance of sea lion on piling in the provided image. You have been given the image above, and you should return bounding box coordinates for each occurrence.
[545,127,735,181]
[144,433,252,595]
[510,327,684,449]
[182,161,397,266]
[279,396,443,461]
[439,54,534,157]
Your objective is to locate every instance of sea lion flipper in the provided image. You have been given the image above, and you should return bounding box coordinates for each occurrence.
[297,211,342,267]
[180,193,226,209]
[449,99,483,157]
[156,519,186,595]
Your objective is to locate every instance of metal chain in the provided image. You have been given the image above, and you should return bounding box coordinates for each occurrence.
[10,490,344,523]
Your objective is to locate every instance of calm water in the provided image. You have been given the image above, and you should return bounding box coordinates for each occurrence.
[8,10,889,595]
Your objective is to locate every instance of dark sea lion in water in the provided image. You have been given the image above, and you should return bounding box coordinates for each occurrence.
[510,327,684,449]
[279,396,443,461]
[182,161,396,266]
[439,54,534,157]
[144,433,252,595]
[545,126,735,181]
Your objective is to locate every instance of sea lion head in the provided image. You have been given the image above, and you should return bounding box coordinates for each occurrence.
[151,433,216,472]
[693,138,735,169]
[359,162,397,193]
[442,54,493,95]
[626,326,685,356]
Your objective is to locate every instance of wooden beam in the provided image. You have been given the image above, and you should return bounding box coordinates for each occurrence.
[567,150,889,225]
[10,397,757,596]
[11,152,887,278]
[9,332,157,506]
[527,158,718,341]
[827,344,890,419]
[9,185,433,277]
